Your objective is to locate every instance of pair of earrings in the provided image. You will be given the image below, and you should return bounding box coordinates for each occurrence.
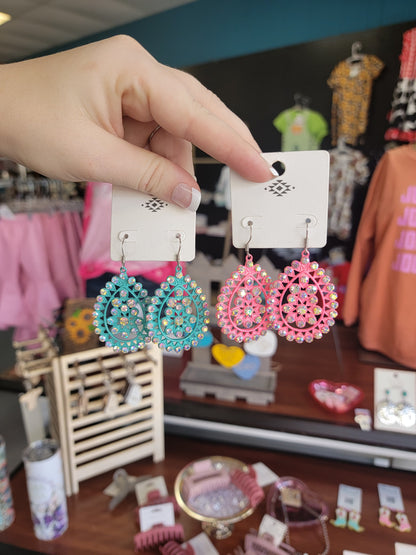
[93,234,210,354]
[379,506,412,532]
[377,389,416,428]
[330,507,364,532]
[216,220,338,344]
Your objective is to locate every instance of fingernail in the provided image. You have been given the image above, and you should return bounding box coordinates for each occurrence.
[172,183,201,211]
[270,166,279,177]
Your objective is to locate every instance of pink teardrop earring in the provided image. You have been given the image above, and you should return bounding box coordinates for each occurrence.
[216,220,277,343]
[269,218,338,343]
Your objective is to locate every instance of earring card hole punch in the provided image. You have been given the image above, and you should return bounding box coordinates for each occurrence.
[231,151,330,249]
[111,186,195,262]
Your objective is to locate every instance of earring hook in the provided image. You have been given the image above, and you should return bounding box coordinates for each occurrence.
[121,233,128,265]
[245,220,253,254]
[305,218,311,250]
[176,233,182,263]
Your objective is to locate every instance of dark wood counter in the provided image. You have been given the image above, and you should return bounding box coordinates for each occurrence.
[1,434,415,555]
[163,325,416,457]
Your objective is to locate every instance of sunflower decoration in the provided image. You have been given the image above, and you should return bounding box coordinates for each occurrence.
[65,307,95,345]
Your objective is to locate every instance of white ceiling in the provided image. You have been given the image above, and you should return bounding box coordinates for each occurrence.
[0,0,195,63]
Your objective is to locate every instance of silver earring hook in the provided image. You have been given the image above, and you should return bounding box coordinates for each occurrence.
[121,233,128,265]
[176,233,182,263]
[245,220,253,254]
[305,218,311,250]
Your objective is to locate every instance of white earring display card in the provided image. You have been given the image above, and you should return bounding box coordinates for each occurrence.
[111,186,195,262]
[374,368,416,434]
[231,151,330,249]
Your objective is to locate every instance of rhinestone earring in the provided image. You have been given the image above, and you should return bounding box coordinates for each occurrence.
[216,221,277,343]
[376,389,397,426]
[93,234,149,353]
[269,218,338,343]
[146,233,210,353]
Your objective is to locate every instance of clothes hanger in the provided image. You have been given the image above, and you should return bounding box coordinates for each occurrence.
[347,41,364,64]
[293,92,310,110]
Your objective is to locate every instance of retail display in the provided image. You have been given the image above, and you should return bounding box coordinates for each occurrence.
[385,27,416,143]
[343,146,416,369]
[327,42,384,145]
[308,379,364,414]
[266,476,330,554]
[175,456,263,540]
[330,484,364,533]
[378,483,412,533]
[48,345,164,495]
[22,439,68,541]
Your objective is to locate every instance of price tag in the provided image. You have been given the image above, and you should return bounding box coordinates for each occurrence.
[337,484,362,513]
[252,462,279,488]
[258,514,287,547]
[281,487,302,508]
[378,483,405,512]
[135,476,168,506]
[138,502,174,532]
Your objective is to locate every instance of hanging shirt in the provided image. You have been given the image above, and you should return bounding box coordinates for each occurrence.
[328,147,369,240]
[385,27,416,143]
[272,107,328,151]
[328,54,384,146]
[343,145,416,369]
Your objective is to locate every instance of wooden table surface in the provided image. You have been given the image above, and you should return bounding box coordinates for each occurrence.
[1,433,415,555]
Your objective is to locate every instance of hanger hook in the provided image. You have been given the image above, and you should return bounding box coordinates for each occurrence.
[245,220,253,254]
[176,233,182,263]
[121,233,128,265]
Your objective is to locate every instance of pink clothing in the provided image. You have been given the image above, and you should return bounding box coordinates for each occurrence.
[79,182,177,282]
[0,209,84,340]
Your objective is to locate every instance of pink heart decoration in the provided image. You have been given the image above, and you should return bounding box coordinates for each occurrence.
[308,379,364,414]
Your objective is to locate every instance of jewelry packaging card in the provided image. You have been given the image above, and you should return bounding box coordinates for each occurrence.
[395,543,416,555]
[374,368,416,434]
[337,484,362,513]
[111,186,195,261]
[138,502,175,532]
[378,484,405,512]
[230,151,330,249]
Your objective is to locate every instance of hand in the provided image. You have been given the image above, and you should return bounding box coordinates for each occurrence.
[0,35,274,210]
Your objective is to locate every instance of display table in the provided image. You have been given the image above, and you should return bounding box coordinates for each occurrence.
[163,325,416,468]
[1,434,415,555]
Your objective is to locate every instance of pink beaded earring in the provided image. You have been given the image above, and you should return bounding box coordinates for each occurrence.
[216,221,278,343]
[269,218,338,343]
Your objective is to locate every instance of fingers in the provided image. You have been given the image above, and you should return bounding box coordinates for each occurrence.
[78,124,200,210]
[121,55,273,183]
[123,117,194,176]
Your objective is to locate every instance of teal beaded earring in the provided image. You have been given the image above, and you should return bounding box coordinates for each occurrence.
[146,233,209,353]
[93,234,149,353]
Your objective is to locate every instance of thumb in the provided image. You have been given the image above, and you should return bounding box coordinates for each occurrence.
[79,127,201,211]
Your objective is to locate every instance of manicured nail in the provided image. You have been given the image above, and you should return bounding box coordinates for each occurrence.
[270,166,279,177]
[172,183,201,211]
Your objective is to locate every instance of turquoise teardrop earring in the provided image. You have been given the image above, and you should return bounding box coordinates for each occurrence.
[93,234,149,353]
[146,233,210,353]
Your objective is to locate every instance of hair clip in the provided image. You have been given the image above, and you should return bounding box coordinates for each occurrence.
[230,467,264,508]
[159,540,195,555]
[134,523,184,552]
[182,459,231,501]
[135,489,181,520]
